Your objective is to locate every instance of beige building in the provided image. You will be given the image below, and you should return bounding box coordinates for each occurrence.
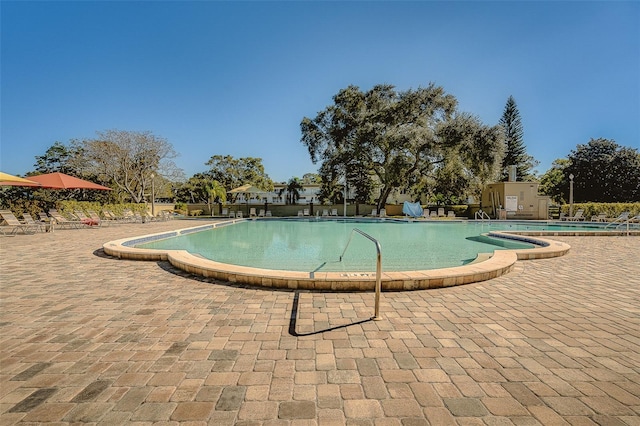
[481,181,550,220]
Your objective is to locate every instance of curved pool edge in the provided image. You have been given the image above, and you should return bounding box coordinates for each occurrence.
[102,219,572,291]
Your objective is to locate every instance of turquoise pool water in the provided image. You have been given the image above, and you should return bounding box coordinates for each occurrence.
[136,219,538,272]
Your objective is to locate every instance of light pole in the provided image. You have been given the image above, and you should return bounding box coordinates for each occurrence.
[569,173,574,218]
[343,172,347,218]
[150,172,155,217]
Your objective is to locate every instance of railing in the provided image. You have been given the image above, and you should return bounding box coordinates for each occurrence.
[475,210,491,221]
[339,228,383,320]
[605,212,630,229]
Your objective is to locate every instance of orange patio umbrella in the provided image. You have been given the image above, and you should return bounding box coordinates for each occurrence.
[27,172,112,190]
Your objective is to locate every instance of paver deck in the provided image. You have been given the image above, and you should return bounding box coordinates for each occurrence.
[1,219,638,425]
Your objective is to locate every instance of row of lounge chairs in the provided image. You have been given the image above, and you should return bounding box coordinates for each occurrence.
[560,209,638,224]
[0,209,173,235]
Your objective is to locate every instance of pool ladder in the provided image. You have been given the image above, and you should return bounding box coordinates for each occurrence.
[475,210,491,221]
[339,228,383,320]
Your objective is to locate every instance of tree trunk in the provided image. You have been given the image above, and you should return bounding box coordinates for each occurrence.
[377,186,393,211]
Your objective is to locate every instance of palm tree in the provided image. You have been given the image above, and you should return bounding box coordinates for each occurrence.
[279,177,303,205]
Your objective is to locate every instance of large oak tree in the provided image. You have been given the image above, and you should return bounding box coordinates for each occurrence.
[301,84,504,210]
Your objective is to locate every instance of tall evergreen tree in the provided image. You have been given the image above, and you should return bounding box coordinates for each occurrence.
[499,96,538,181]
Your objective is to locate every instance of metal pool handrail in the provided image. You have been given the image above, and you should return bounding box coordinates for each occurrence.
[339,228,383,320]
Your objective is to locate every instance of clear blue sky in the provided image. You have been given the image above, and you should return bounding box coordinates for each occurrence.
[2,1,638,183]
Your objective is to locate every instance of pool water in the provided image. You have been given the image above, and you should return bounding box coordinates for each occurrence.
[136,219,536,272]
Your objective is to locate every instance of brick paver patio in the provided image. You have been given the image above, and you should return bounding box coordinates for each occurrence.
[1,219,638,425]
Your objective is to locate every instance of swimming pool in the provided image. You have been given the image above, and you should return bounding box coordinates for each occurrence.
[104,218,575,291]
[134,219,536,272]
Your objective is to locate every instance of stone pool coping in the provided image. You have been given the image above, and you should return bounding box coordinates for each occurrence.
[102,218,580,291]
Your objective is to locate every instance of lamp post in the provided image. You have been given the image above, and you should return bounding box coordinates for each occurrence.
[569,173,574,218]
[150,172,155,217]
[343,173,347,218]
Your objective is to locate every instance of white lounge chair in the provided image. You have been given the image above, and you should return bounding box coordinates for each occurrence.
[379,208,386,217]
[438,208,445,217]
[371,209,377,217]
[258,209,265,217]
[562,208,584,221]
[303,209,310,216]
[447,211,455,218]
[331,209,338,216]
[249,208,257,217]
[265,210,272,217]
[236,211,243,218]
[322,209,329,217]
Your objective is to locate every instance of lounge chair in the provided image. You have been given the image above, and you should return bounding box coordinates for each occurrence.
[122,209,143,223]
[430,210,437,218]
[38,212,55,230]
[447,211,455,218]
[258,209,265,217]
[48,210,86,229]
[379,208,386,217]
[0,210,39,235]
[250,208,257,217]
[591,213,607,222]
[145,211,160,222]
[236,211,243,218]
[422,209,430,219]
[371,209,377,217]
[303,209,310,216]
[74,210,101,226]
[21,212,47,232]
[222,208,229,217]
[331,209,338,216]
[298,210,303,216]
[438,208,445,217]
[265,210,272,217]
[322,209,329,217]
[562,208,585,221]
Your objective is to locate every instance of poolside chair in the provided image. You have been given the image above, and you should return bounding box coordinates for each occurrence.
[0,210,39,235]
[591,213,607,222]
[379,208,386,217]
[249,208,257,217]
[122,209,143,223]
[562,208,585,221]
[265,210,272,217]
[331,209,338,216]
[430,210,437,218]
[21,212,47,232]
[303,209,310,216]
[438,208,445,217]
[447,211,455,218]
[74,210,101,226]
[422,209,430,219]
[371,208,377,217]
[236,211,243,218]
[298,210,303,216]
[222,208,229,217]
[38,212,55,231]
[48,209,86,229]
[258,209,265,217]
[322,209,329,217]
